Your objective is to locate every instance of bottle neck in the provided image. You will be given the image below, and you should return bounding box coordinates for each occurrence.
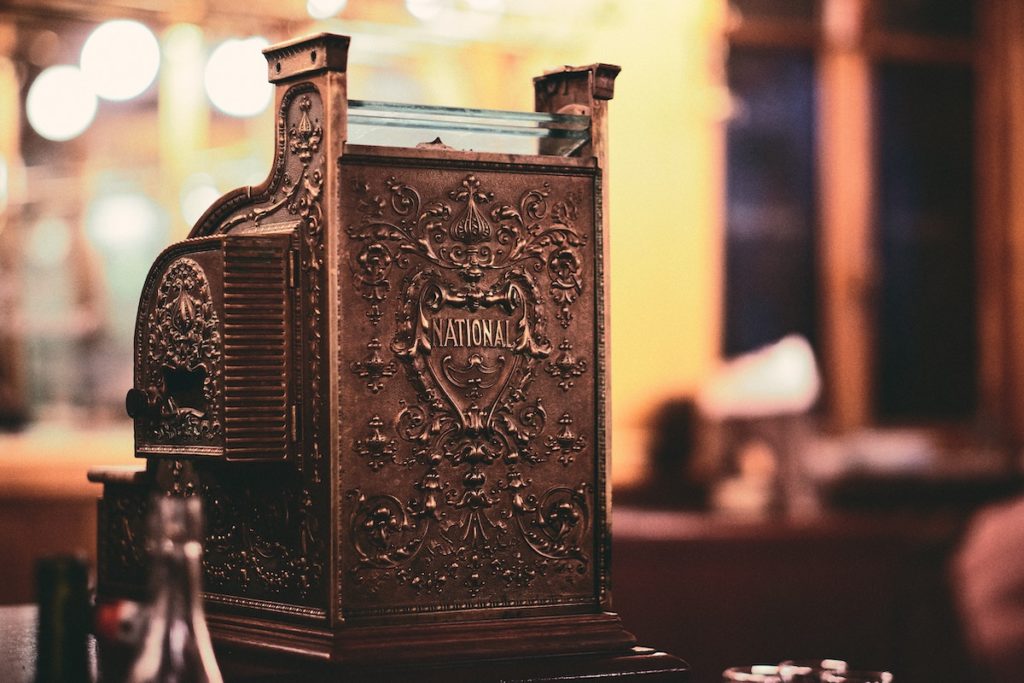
[130,528,222,683]
[149,538,207,629]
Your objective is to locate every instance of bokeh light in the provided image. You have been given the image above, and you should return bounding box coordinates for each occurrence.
[26,65,97,141]
[406,0,452,22]
[204,37,272,118]
[25,217,71,267]
[179,173,221,226]
[307,0,349,20]
[86,192,164,252]
[80,20,160,101]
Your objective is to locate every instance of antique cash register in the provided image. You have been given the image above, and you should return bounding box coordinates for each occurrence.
[90,33,688,680]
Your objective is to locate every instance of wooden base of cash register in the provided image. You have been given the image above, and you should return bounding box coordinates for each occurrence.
[215,643,690,682]
[205,609,689,680]
[206,611,635,664]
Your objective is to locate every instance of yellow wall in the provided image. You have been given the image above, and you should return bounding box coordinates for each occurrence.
[570,3,728,481]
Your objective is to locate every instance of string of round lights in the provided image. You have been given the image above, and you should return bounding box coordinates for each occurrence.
[25,20,274,142]
[23,0,510,142]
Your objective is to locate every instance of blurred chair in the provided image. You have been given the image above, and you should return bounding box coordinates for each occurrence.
[954,495,1024,682]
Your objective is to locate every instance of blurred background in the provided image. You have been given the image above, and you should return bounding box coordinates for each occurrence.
[2,0,1024,681]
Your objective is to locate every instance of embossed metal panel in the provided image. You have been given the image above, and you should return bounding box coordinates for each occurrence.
[337,157,605,619]
[133,241,226,458]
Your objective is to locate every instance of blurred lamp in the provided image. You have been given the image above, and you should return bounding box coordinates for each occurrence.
[697,335,821,420]
[80,20,160,101]
[204,37,272,118]
[307,0,348,20]
[26,65,97,141]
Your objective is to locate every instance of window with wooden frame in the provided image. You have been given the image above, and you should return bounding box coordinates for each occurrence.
[724,0,990,433]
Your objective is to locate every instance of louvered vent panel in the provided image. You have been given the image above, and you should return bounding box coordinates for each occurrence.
[222,236,292,461]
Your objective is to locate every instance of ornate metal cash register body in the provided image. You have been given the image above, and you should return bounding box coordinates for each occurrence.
[91,33,687,680]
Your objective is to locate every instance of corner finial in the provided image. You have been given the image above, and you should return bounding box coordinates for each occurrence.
[534,63,621,104]
[263,33,350,84]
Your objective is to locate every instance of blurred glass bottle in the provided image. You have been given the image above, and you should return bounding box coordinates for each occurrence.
[36,555,93,683]
[127,496,222,683]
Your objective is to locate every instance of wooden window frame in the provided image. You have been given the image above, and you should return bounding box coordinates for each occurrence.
[726,0,1009,437]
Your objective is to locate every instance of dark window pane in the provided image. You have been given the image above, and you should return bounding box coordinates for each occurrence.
[730,0,818,22]
[878,0,973,38]
[725,48,818,357]
[874,63,975,420]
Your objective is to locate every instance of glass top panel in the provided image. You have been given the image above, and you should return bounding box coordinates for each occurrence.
[346,99,591,156]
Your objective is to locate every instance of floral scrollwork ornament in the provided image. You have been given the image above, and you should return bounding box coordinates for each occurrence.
[144,258,222,443]
[354,415,399,471]
[544,339,588,392]
[351,338,397,393]
[544,411,587,467]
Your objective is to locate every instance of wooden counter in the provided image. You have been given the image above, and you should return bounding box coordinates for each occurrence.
[612,508,975,683]
[0,424,134,605]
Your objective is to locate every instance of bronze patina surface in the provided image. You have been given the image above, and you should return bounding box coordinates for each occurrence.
[92,32,686,679]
